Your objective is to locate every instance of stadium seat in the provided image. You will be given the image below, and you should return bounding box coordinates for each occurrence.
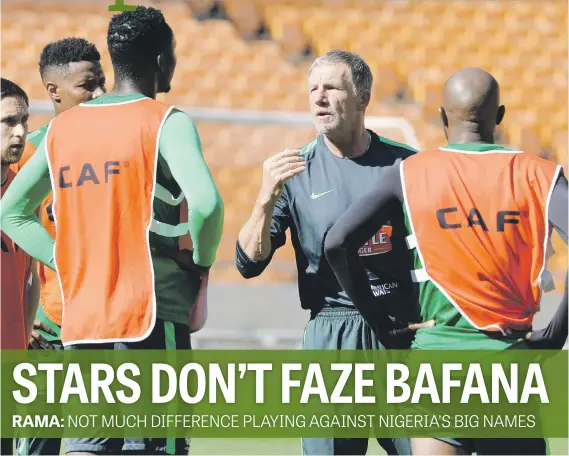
[223,0,263,39]
[265,11,308,58]
[187,0,216,17]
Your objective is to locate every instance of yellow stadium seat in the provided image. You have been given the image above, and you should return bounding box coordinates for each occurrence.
[223,0,263,38]
[266,13,308,57]
[551,131,568,166]
[504,114,542,156]
[187,0,216,16]
[159,1,193,18]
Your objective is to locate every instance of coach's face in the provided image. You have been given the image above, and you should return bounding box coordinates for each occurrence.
[0,95,28,166]
[308,63,357,136]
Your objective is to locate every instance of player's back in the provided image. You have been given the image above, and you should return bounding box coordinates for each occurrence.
[46,95,172,345]
[401,144,561,335]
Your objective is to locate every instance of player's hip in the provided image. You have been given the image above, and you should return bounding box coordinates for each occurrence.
[63,318,191,350]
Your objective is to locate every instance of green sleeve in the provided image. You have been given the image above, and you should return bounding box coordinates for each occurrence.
[159,110,224,267]
[0,138,55,270]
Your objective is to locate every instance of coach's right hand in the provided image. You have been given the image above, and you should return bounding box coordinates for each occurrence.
[259,149,306,205]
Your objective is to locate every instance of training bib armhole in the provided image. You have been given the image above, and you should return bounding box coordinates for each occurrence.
[26,124,49,148]
[44,120,56,189]
[537,164,563,297]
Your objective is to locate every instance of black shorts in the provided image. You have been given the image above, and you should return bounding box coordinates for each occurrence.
[436,437,547,455]
[63,319,190,455]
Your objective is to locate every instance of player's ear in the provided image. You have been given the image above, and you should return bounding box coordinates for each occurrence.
[45,82,61,104]
[440,107,448,128]
[359,90,371,111]
[496,105,505,126]
[440,107,449,140]
[157,53,166,74]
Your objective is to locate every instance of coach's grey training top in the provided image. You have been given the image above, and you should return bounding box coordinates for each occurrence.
[236,131,420,325]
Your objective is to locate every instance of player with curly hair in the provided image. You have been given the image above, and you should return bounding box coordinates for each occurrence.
[1,6,224,455]
[9,36,106,456]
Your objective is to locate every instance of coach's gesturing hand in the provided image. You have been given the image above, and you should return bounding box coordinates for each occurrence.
[238,148,305,263]
[259,149,306,205]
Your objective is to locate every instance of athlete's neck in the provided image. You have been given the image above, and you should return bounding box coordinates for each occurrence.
[324,124,370,159]
[111,79,156,99]
[1,164,9,186]
[53,104,64,116]
[446,127,495,145]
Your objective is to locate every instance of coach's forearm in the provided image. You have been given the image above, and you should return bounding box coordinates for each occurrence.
[237,199,276,261]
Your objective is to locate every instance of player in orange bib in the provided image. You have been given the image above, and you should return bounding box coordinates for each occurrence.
[325,68,567,455]
[1,7,224,455]
[13,38,106,352]
[0,78,39,456]
[10,37,106,456]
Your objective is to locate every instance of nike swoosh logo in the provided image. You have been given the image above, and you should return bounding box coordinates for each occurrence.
[310,189,335,199]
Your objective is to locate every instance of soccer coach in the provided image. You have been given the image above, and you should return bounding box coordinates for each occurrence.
[236,50,425,456]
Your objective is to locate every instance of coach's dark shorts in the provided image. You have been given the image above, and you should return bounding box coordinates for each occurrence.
[436,437,546,455]
[63,319,190,455]
[301,307,411,455]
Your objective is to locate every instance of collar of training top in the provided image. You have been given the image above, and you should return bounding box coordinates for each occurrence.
[443,143,510,152]
[82,92,146,106]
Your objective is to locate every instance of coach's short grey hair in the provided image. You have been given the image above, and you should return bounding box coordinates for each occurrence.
[308,50,373,95]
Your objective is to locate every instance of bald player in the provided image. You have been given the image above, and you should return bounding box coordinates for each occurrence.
[324,68,567,455]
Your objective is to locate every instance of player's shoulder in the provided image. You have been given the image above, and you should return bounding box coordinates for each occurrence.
[163,107,198,135]
[26,124,49,147]
[375,134,417,159]
[149,97,175,111]
[513,151,562,180]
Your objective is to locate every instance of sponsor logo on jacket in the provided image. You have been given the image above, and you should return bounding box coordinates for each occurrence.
[358,225,392,256]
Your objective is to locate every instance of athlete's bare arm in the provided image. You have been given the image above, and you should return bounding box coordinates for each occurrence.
[324,162,403,333]
[0,139,55,270]
[237,149,305,262]
[526,173,568,349]
[26,260,40,339]
[159,110,224,268]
